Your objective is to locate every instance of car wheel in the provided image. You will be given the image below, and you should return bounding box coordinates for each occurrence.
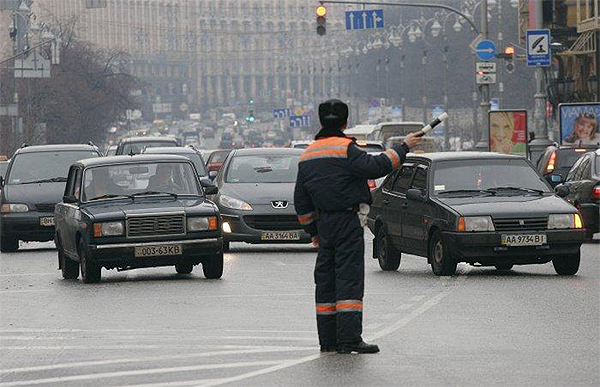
[552,251,580,276]
[494,263,513,271]
[175,263,193,274]
[429,231,457,276]
[59,245,79,280]
[222,240,230,252]
[79,240,101,283]
[0,236,19,253]
[376,227,401,271]
[203,252,223,279]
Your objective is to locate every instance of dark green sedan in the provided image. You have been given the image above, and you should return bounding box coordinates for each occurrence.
[55,155,223,283]
[368,152,585,276]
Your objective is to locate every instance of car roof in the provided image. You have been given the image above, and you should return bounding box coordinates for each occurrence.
[406,151,524,162]
[15,144,99,154]
[118,136,178,144]
[143,147,197,154]
[73,154,192,168]
[231,147,303,156]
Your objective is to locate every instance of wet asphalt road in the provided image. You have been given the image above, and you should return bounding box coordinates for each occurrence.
[0,233,598,387]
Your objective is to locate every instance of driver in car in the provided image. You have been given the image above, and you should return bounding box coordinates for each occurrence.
[85,168,123,200]
[148,164,176,192]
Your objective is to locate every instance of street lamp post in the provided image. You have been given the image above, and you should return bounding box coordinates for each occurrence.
[474,0,491,151]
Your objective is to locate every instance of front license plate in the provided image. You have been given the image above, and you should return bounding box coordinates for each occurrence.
[501,234,547,247]
[39,217,55,227]
[134,244,182,257]
[261,231,301,241]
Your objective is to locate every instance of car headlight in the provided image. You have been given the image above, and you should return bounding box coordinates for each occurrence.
[458,216,495,232]
[187,216,218,231]
[93,221,124,237]
[0,203,29,213]
[219,195,253,211]
[548,214,583,229]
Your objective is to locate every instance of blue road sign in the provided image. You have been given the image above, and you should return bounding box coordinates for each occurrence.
[526,29,551,67]
[345,9,384,31]
[273,108,292,119]
[289,115,311,128]
[476,40,496,61]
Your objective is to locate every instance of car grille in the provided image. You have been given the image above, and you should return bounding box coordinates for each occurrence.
[126,214,186,237]
[493,217,548,232]
[35,203,56,212]
[243,215,301,231]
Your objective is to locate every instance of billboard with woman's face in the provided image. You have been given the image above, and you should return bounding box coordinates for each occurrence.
[488,110,528,156]
[559,103,600,146]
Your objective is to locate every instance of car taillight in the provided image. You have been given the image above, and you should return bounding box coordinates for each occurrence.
[546,151,556,173]
[593,186,600,200]
[368,180,376,189]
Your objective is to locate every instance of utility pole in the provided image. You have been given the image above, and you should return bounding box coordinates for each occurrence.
[475,0,490,151]
[422,50,427,125]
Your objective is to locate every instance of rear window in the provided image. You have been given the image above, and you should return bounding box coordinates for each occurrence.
[556,150,587,169]
[225,154,299,183]
[7,151,98,185]
[596,155,600,175]
[121,141,178,155]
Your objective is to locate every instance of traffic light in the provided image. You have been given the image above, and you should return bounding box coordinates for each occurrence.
[496,45,515,73]
[316,4,327,36]
[246,109,255,123]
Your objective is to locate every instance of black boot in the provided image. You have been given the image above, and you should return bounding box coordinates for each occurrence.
[320,344,337,352]
[337,341,380,354]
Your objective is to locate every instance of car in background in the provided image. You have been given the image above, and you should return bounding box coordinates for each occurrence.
[143,146,209,180]
[55,155,222,283]
[368,152,585,276]
[105,145,117,156]
[290,141,313,149]
[536,145,598,187]
[182,131,201,147]
[0,156,8,181]
[206,150,232,174]
[386,135,437,154]
[356,140,385,154]
[558,149,600,241]
[203,128,216,139]
[212,148,311,251]
[115,136,179,155]
[0,144,101,252]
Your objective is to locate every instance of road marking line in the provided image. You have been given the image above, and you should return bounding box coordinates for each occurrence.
[395,304,413,311]
[0,347,314,375]
[0,344,301,350]
[0,273,55,277]
[0,289,52,294]
[0,360,290,387]
[224,330,313,334]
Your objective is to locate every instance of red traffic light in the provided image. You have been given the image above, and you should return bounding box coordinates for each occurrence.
[504,46,515,55]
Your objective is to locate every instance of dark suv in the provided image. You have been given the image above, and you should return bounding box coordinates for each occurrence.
[536,145,598,187]
[0,144,101,252]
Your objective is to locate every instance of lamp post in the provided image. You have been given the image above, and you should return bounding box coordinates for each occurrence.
[474,0,491,151]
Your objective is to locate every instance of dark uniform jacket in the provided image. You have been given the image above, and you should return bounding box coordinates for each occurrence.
[294,129,409,236]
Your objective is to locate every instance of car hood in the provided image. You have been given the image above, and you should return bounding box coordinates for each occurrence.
[2,182,65,206]
[82,197,215,221]
[436,194,576,217]
[219,182,295,205]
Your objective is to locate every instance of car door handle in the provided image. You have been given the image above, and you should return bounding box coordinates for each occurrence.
[401,201,409,209]
[383,199,390,205]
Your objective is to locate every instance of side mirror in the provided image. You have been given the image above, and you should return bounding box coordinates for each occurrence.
[63,195,78,204]
[550,174,563,183]
[209,171,218,180]
[406,188,426,202]
[203,185,218,195]
[554,184,570,198]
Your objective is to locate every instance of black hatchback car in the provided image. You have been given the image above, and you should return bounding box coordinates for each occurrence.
[368,152,585,276]
[54,155,223,283]
[0,144,101,252]
[536,145,598,187]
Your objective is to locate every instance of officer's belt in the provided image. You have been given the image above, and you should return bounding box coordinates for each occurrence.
[319,206,358,213]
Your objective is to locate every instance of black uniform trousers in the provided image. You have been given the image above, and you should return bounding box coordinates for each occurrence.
[314,210,364,346]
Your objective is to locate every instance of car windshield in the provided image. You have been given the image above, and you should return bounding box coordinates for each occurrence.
[122,141,177,155]
[226,154,299,183]
[7,151,97,185]
[82,162,200,201]
[210,151,230,163]
[433,158,551,196]
[556,150,587,170]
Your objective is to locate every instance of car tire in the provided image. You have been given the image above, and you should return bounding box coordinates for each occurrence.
[59,246,79,280]
[222,240,230,252]
[175,263,193,274]
[552,251,580,276]
[79,240,101,283]
[203,252,223,279]
[494,263,513,271]
[376,227,401,271]
[429,231,457,276]
[0,236,19,253]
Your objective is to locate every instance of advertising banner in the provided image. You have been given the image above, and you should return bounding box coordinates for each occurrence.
[488,110,528,156]
[559,103,600,146]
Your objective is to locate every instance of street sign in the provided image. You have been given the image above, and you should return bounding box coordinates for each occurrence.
[490,98,500,111]
[153,103,172,114]
[476,62,497,72]
[475,40,496,61]
[476,73,497,84]
[273,108,292,119]
[526,29,551,67]
[345,9,384,31]
[289,115,311,128]
[14,53,51,78]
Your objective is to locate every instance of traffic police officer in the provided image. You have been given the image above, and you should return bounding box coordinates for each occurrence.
[294,99,421,354]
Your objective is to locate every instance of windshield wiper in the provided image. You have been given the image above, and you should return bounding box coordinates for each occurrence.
[437,189,495,196]
[487,186,545,195]
[254,167,273,173]
[89,194,133,201]
[131,191,178,198]
[20,177,68,184]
